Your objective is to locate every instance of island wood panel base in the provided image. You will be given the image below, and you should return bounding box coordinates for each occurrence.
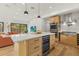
[14,37,43,56]
[2,34,55,56]
[14,40,29,56]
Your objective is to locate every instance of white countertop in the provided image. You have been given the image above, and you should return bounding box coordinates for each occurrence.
[10,32,55,42]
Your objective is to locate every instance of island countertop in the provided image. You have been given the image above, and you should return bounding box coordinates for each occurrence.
[9,32,55,42]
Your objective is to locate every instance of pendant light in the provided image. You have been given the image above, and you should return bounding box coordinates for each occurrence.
[24,3,28,15]
[37,3,41,18]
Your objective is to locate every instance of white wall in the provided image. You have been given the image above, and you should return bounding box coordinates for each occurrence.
[28,18,44,32]
[0,17,45,33]
[0,17,29,33]
[41,18,50,32]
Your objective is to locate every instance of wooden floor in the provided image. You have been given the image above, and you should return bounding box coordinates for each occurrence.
[48,43,79,56]
[0,42,79,56]
[0,45,15,56]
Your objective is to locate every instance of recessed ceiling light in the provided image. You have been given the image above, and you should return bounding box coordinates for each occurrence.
[13,16,16,18]
[49,6,53,9]
[22,3,25,5]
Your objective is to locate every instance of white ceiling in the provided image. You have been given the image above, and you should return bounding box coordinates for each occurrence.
[0,3,79,21]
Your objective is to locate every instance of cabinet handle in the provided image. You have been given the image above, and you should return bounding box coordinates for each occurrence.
[34,40,39,41]
[37,54,39,56]
[34,46,39,49]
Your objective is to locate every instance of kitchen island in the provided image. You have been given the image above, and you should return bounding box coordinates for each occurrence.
[0,32,56,56]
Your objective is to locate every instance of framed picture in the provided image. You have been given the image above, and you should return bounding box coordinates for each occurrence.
[10,23,28,33]
[0,22,4,32]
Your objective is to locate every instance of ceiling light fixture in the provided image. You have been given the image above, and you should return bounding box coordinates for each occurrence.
[24,3,28,15]
[22,3,25,5]
[49,6,52,9]
[37,3,41,18]
[24,10,28,15]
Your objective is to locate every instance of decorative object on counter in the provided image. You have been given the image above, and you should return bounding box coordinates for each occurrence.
[36,30,42,34]
[30,26,36,32]
[62,13,77,27]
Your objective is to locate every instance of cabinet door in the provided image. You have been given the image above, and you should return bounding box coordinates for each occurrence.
[60,35,68,44]
[60,35,77,47]
[50,35,55,49]
[28,38,42,56]
[30,50,42,56]
[49,16,60,24]
[68,35,77,46]
[54,16,60,24]
[14,40,29,56]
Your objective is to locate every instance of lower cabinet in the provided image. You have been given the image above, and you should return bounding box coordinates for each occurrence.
[18,41,29,56]
[14,34,55,56]
[14,40,29,56]
[29,50,42,56]
[50,35,56,50]
[60,34,77,47]
[14,37,42,56]
[28,37,42,56]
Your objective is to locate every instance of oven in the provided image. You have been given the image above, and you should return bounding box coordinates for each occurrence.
[50,23,59,38]
[50,23,58,33]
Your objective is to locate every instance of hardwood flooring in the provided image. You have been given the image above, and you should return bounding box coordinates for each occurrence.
[48,43,79,56]
[0,42,79,56]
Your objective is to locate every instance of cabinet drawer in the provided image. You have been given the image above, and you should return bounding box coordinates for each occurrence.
[29,38,41,46]
[30,50,42,56]
[29,44,41,55]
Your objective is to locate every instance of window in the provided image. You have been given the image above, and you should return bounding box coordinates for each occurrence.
[0,22,4,32]
[11,23,28,33]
